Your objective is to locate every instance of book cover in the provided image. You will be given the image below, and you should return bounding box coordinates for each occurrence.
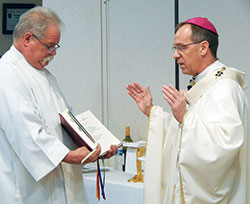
[59,109,121,155]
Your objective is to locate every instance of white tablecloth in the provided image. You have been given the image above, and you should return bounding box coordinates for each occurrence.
[83,168,143,204]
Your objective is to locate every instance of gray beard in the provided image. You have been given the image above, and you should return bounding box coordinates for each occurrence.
[41,55,54,66]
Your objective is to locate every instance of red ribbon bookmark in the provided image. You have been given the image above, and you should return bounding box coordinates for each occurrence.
[96,157,106,200]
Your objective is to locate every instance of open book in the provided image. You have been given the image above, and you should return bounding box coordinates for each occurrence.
[59,109,122,157]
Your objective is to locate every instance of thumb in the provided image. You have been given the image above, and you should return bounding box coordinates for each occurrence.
[146,86,151,94]
[180,89,185,95]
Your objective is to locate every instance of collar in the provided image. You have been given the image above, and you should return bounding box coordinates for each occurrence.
[11,45,25,59]
[195,60,225,83]
[10,45,47,75]
[185,63,247,105]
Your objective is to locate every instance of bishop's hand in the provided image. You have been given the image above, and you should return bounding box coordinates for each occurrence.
[126,82,152,117]
[162,84,186,123]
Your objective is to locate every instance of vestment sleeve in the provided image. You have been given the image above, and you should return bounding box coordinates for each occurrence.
[144,106,180,204]
[0,67,69,182]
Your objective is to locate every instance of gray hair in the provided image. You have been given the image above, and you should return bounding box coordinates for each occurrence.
[13,6,63,41]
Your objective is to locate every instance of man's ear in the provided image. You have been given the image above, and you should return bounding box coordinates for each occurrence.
[23,32,33,47]
[200,40,209,56]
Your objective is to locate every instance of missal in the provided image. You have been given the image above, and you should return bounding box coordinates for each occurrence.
[59,109,122,156]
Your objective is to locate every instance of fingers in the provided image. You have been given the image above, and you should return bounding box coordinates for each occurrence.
[127,89,138,101]
[102,150,112,159]
[162,84,186,123]
[162,84,179,97]
[102,145,118,159]
[145,86,151,95]
[87,144,101,163]
[162,84,184,105]
[126,83,145,99]
[85,144,118,163]
[110,145,118,155]
[94,144,101,157]
[162,85,176,105]
[133,82,145,93]
[179,89,185,96]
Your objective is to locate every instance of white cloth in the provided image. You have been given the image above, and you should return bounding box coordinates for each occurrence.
[144,61,249,204]
[144,107,180,204]
[0,46,84,204]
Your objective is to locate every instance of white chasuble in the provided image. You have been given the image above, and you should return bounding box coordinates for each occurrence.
[144,107,180,204]
[144,61,249,204]
[0,46,84,204]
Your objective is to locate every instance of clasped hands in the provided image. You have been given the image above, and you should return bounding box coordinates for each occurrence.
[126,83,186,123]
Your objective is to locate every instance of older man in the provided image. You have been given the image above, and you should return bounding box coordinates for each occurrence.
[0,7,117,204]
[127,17,249,203]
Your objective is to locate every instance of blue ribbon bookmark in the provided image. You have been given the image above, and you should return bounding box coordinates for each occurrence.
[96,157,106,200]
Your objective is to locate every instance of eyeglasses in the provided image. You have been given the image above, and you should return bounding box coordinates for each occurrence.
[172,40,204,52]
[32,33,60,54]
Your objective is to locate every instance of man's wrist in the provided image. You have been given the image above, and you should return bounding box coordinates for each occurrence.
[63,150,79,164]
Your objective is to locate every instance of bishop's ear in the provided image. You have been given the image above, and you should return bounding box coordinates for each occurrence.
[200,40,209,56]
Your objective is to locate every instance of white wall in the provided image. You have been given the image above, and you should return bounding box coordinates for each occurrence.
[43,0,174,141]
[105,0,175,140]
[43,0,103,120]
[42,0,250,142]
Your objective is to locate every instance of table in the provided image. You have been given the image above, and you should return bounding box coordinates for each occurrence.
[83,168,143,204]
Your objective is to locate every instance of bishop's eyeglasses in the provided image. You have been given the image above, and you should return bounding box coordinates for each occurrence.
[172,40,204,52]
[32,33,60,54]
